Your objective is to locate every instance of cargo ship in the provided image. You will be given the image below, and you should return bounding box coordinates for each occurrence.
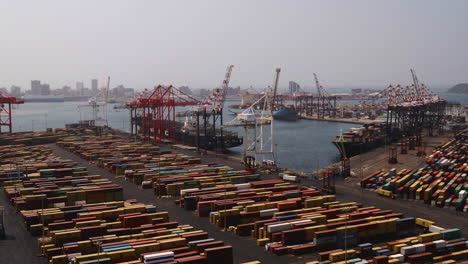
[273,107,299,121]
[131,115,243,150]
[228,93,299,120]
[229,106,298,120]
[333,123,387,158]
[23,95,91,102]
[23,95,65,103]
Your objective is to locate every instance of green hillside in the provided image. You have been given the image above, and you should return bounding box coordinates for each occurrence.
[447,83,468,94]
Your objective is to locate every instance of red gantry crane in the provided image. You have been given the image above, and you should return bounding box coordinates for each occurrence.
[0,92,24,133]
[126,85,201,143]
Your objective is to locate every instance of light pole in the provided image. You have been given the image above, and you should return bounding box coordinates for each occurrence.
[44,114,48,130]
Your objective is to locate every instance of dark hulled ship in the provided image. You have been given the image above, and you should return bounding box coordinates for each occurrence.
[333,123,387,158]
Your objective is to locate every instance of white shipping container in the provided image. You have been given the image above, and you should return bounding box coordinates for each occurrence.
[267,222,292,233]
[413,244,425,253]
[429,225,445,233]
[180,188,199,196]
[400,245,415,255]
[260,208,279,217]
[144,251,174,261]
[389,254,404,262]
[235,183,251,190]
[459,190,466,199]
[266,219,311,233]
[433,240,446,249]
[282,175,297,182]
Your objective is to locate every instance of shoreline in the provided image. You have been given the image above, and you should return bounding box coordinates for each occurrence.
[299,114,383,125]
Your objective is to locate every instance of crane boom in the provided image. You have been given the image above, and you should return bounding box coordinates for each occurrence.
[219,65,234,110]
[207,65,234,111]
[410,69,420,97]
[314,73,323,97]
[270,68,281,114]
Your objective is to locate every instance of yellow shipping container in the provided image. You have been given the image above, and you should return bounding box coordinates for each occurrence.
[415,218,435,227]
[51,255,70,264]
[329,250,356,262]
[417,232,441,243]
[159,237,187,250]
[393,243,407,253]
[256,238,270,246]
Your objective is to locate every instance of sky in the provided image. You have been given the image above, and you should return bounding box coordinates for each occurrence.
[0,0,467,91]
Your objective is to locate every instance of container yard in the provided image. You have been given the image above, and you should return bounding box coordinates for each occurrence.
[2,128,460,263]
[360,130,468,213]
[0,141,244,264]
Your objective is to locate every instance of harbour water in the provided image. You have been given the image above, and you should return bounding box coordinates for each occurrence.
[9,90,468,173]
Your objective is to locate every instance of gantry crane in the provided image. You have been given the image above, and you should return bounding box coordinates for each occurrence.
[385,69,445,140]
[0,92,24,133]
[127,85,200,143]
[224,68,281,168]
[313,73,336,119]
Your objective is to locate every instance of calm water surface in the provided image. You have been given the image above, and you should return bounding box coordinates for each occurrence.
[9,90,468,172]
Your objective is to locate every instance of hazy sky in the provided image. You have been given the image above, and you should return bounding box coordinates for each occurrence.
[1,0,467,91]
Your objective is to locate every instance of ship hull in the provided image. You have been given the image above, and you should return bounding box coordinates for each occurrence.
[333,137,386,158]
[132,117,242,150]
[24,97,65,103]
[273,108,299,121]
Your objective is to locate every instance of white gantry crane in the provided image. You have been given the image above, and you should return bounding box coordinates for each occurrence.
[224,68,281,167]
[78,76,110,126]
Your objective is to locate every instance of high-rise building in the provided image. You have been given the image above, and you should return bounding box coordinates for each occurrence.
[62,85,71,93]
[76,82,84,95]
[10,85,21,97]
[91,79,98,93]
[40,83,50,96]
[289,81,301,95]
[178,86,192,95]
[31,80,41,95]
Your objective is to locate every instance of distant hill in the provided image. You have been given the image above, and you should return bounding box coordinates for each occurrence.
[448,83,468,94]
